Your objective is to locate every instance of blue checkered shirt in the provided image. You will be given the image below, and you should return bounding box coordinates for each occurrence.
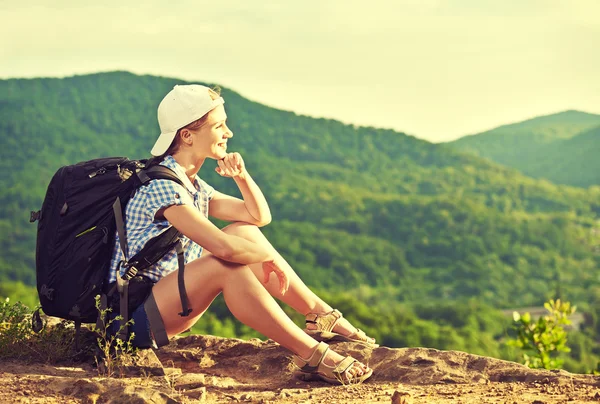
[108,155,215,283]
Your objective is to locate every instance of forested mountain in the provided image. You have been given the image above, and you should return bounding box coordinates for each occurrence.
[1,71,599,305]
[1,72,599,370]
[448,110,600,187]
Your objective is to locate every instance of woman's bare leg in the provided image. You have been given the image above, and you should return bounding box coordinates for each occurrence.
[152,254,312,354]
[150,253,369,375]
[220,222,367,338]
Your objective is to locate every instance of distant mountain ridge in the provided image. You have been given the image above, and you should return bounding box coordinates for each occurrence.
[448,110,600,187]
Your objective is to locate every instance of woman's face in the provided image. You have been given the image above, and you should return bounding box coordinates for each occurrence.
[192,105,232,159]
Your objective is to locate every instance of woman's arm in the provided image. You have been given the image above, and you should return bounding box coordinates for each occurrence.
[163,204,272,264]
[209,152,272,226]
[164,203,289,294]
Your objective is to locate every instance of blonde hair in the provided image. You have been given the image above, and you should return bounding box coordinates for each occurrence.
[162,86,222,157]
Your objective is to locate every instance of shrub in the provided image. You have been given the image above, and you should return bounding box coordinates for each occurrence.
[508,299,575,369]
[0,298,75,362]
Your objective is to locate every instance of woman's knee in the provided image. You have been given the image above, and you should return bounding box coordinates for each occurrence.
[156,254,247,296]
[200,253,254,281]
[224,261,256,282]
[221,222,260,237]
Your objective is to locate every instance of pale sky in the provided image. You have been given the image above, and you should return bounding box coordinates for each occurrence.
[1,0,599,142]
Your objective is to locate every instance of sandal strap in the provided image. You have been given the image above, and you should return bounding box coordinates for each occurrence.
[350,328,372,342]
[294,342,330,371]
[305,309,343,333]
[332,356,357,377]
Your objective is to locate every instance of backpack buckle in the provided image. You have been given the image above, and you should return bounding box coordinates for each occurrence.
[30,210,42,223]
[118,260,138,281]
[122,265,139,281]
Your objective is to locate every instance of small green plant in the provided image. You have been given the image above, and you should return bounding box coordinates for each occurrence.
[0,298,76,362]
[0,297,34,358]
[508,299,575,369]
[89,295,138,377]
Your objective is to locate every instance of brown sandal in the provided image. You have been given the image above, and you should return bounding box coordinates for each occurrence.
[293,342,373,385]
[304,309,379,347]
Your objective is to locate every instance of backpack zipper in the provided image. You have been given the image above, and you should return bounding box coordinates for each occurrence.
[74,226,109,243]
[88,167,107,178]
[88,160,140,179]
[76,226,97,237]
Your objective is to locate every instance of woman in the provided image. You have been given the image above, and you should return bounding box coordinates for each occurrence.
[108,84,376,384]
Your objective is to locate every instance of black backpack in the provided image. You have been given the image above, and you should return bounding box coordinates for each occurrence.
[30,157,192,340]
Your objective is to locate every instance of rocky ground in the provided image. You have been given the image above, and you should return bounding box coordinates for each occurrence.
[1,334,600,403]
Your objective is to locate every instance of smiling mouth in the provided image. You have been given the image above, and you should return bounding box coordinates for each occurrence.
[218,142,227,147]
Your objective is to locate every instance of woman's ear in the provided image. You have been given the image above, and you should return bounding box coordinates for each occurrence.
[180,129,193,146]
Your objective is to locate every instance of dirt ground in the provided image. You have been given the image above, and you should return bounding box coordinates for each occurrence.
[1,334,599,403]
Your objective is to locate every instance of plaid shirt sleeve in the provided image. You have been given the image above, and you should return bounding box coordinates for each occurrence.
[142,179,195,219]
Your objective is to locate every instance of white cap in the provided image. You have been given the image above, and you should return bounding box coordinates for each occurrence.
[151,84,225,156]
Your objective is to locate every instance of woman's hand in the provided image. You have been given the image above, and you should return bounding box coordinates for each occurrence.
[262,259,290,296]
[216,152,246,178]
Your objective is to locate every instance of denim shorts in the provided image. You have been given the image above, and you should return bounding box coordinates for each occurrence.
[108,301,155,349]
[106,276,157,349]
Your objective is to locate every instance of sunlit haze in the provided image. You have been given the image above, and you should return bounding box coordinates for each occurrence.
[1,0,598,142]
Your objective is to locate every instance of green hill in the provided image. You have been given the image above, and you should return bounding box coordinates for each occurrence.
[1,71,598,308]
[521,125,600,187]
[448,110,600,187]
[2,72,600,371]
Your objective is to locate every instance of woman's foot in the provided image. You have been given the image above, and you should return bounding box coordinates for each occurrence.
[304,309,378,347]
[293,342,373,384]
[323,348,369,377]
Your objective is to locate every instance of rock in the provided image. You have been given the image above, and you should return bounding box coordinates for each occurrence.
[163,367,182,377]
[173,373,206,390]
[61,379,105,402]
[121,349,165,377]
[2,334,600,403]
[99,385,179,404]
[183,386,207,401]
[391,390,413,404]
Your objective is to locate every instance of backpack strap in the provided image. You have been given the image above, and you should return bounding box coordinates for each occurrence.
[143,165,185,185]
[175,240,192,316]
[113,197,130,265]
[112,197,133,341]
[111,163,194,342]
[141,165,193,318]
